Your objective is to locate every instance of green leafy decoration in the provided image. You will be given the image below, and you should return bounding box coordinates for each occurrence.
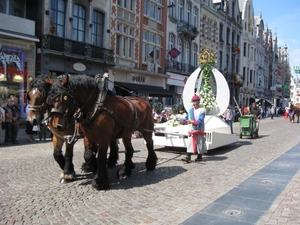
[198,54,217,111]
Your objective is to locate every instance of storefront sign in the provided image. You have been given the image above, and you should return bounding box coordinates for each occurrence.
[130,74,149,84]
[73,62,86,72]
[167,73,186,86]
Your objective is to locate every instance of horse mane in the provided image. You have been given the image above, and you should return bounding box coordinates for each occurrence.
[29,75,52,99]
[52,74,97,94]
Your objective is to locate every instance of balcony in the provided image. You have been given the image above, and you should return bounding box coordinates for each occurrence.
[165,59,197,75]
[0,13,35,37]
[177,20,199,40]
[41,35,114,64]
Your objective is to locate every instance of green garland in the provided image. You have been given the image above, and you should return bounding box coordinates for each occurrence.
[198,56,217,111]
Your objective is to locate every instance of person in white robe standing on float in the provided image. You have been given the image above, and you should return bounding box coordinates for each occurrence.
[181,94,207,163]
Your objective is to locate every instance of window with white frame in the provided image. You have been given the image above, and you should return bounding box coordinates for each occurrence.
[144,0,149,15]
[201,16,206,37]
[212,22,217,41]
[116,23,134,59]
[169,34,175,50]
[51,0,66,37]
[219,23,223,41]
[118,0,135,11]
[177,38,182,62]
[72,4,85,42]
[185,41,190,64]
[178,0,183,20]
[142,30,162,64]
[187,3,191,24]
[92,10,104,47]
[144,0,162,22]
[168,0,175,18]
[7,0,24,17]
[193,7,198,27]
[193,44,198,67]
[207,19,212,39]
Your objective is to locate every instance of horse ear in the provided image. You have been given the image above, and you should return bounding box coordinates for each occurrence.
[61,74,70,87]
[45,77,54,85]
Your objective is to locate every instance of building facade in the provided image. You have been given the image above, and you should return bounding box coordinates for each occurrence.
[164,0,200,106]
[0,0,293,113]
[37,0,114,81]
[214,0,243,106]
[110,0,177,102]
[0,0,39,116]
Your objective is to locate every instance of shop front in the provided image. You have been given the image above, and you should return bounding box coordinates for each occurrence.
[0,39,37,117]
[112,68,177,104]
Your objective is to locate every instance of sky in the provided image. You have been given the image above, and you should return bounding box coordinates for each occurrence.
[252,0,300,77]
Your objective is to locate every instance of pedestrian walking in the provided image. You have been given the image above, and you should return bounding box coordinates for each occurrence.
[222,104,233,134]
[181,94,207,163]
[270,105,275,119]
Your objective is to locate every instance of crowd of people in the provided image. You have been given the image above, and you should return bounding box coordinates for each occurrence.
[0,97,50,144]
[0,97,20,145]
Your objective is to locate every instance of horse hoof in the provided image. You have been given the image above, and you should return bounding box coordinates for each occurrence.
[117,166,130,179]
[91,179,108,190]
[107,160,117,168]
[60,178,68,184]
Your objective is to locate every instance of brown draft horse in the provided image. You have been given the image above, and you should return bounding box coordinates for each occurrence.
[288,102,300,123]
[27,75,119,183]
[48,74,157,190]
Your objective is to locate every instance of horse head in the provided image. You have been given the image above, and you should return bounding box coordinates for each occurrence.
[48,74,98,131]
[27,75,54,125]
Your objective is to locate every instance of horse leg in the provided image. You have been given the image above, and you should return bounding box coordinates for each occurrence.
[117,136,135,179]
[52,135,66,170]
[92,144,109,190]
[107,139,119,168]
[81,137,97,174]
[60,142,75,182]
[141,131,157,171]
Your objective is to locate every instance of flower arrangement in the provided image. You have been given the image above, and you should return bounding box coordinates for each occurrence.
[167,113,186,127]
[197,48,217,111]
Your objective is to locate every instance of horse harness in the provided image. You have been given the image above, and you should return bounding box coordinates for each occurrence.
[50,73,139,140]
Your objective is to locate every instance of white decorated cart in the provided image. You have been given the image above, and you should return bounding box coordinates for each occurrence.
[153,60,239,151]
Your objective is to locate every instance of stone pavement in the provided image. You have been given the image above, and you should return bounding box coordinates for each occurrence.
[0,116,300,224]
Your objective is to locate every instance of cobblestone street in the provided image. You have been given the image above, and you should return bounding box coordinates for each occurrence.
[1,116,300,224]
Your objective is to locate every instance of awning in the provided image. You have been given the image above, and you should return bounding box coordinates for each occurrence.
[115,82,180,98]
[0,30,40,42]
[255,99,273,105]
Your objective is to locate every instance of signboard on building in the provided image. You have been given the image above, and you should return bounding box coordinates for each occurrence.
[73,62,86,72]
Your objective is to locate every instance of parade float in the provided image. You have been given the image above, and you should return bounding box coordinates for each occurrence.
[153,49,239,150]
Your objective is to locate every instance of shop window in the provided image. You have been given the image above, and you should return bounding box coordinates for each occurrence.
[0,47,24,83]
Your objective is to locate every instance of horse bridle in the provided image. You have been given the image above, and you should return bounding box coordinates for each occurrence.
[48,92,78,118]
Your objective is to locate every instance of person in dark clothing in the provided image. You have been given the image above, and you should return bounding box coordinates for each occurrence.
[12,97,20,143]
[4,98,18,144]
[249,102,261,137]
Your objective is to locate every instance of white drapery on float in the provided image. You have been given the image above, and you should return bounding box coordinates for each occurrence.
[153,66,239,151]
